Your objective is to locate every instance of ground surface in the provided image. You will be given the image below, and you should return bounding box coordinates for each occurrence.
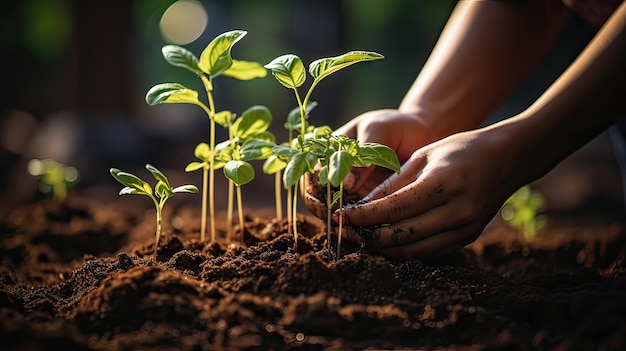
[1,192,625,350]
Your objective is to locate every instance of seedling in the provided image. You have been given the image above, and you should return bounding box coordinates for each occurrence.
[145,30,266,243]
[27,158,79,203]
[264,50,385,249]
[110,164,198,259]
[187,105,275,242]
[500,185,546,243]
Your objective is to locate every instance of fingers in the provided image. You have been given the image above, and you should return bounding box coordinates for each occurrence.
[341,219,480,259]
[342,202,470,248]
[339,165,446,227]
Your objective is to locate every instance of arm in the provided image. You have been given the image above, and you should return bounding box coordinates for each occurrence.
[340,2,626,258]
[399,0,572,139]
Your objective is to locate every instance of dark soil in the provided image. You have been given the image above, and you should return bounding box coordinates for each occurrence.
[1,193,625,350]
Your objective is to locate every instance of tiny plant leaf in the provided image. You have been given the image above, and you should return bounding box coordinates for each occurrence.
[199,30,246,78]
[309,51,384,82]
[161,45,202,76]
[264,54,306,89]
[223,59,268,80]
[146,83,201,106]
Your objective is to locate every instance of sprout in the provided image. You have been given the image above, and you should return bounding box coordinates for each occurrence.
[110,164,198,259]
[28,158,79,203]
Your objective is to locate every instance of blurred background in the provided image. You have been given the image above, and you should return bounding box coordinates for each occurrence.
[0,0,623,221]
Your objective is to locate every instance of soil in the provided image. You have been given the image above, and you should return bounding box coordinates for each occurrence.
[1,192,626,351]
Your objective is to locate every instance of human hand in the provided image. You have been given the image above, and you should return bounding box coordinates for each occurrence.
[302,109,436,220]
[336,128,524,258]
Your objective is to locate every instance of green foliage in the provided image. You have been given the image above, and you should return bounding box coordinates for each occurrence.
[27,158,79,203]
[110,165,198,258]
[265,50,389,253]
[146,29,267,243]
[500,186,546,243]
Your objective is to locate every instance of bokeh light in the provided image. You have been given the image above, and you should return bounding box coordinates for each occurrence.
[159,0,208,45]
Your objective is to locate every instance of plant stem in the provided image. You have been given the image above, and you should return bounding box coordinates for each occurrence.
[237,185,245,243]
[152,197,163,260]
[287,186,293,236]
[326,181,332,252]
[206,86,217,243]
[275,171,282,220]
[227,180,234,242]
[292,182,299,251]
[337,182,344,259]
[200,166,208,241]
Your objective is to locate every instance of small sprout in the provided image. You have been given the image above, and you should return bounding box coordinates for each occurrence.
[110,164,198,259]
[265,50,384,249]
[27,158,79,203]
[146,30,266,243]
[500,186,546,243]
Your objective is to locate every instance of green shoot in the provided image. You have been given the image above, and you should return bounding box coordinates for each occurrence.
[110,164,198,259]
[265,50,384,250]
[219,105,275,242]
[27,158,79,203]
[146,30,266,243]
[307,131,400,258]
[500,186,546,243]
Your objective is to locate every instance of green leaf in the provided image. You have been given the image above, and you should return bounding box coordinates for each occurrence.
[240,139,276,161]
[161,45,202,75]
[119,186,144,196]
[262,155,287,174]
[264,54,306,89]
[272,145,298,158]
[172,184,199,193]
[185,161,204,172]
[198,30,246,77]
[145,164,170,188]
[214,110,235,127]
[283,151,317,188]
[357,143,401,174]
[251,130,276,144]
[233,105,272,139]
[224,160,255,186]
[194,142,211,161]
[222,59,267,80]
[318,165,329,186]
[110,168,149,191]
[328,150,355,187]
[145,83,201,106]
[309,51,384,82]
[155,180,172,199]
[285,101,317,131]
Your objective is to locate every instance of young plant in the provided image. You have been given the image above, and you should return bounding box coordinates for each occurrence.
[303,129,400,258]
[110,164,198,259]
[500,186,546,243]
[264,50,384,249]
[188,105,275,242]
[27,158,79,203]
[262,102,317,223]
[145,30,266,243]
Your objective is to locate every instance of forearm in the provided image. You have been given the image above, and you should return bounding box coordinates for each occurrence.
[399,0,571,140]
[491,2,626,186]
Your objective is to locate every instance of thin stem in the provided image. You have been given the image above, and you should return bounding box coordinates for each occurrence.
[326,181,332,252]
[227,180,234,242]
[275,171,283,220]
[207,85,217,243]
[337,182,344,259]
[237,185,245,243]
[287,186,293,236]
[292,182,299,251]
[152,196,163,260]
[200,166,208,241]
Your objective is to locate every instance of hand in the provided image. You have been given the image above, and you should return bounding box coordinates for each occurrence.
[337,127,524,258]
[302,109,436,220]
